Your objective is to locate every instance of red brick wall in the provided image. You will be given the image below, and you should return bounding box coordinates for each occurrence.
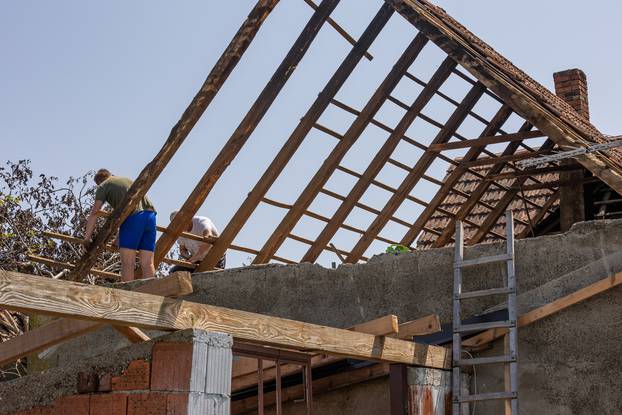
[553,68,590,120]
[7,343,193,415]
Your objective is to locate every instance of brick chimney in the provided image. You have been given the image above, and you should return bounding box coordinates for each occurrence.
[553,68,589,231]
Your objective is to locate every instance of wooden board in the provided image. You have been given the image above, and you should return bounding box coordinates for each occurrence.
[0,272,192,366]
[0,271,450,369]
[395,314,441,339]
[348,314,399,336]
[463,270,622,348]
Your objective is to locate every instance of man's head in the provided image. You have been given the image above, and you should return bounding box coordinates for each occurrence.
[94,169,112,185]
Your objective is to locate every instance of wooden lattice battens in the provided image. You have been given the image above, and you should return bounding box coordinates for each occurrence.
[300,57,457,262]
[252,33,430,265]
[0,271,451,369]
[195,4,395,271]
[486,164,581,181]
[427,130,544,152]
[516,190,560,239]
[344,82,487,263]
[466,141,559,245]
[302,0,373,61]
[0,272,193,366]
[386,0,622,196]
[153,0,341,267]
[428,127,552,248]
[66,0,280,281]
[400,107,519,247]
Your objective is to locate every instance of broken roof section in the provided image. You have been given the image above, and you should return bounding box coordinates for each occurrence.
[65,0,622,278]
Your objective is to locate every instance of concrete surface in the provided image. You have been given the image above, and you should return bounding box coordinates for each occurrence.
[29,218,622,414]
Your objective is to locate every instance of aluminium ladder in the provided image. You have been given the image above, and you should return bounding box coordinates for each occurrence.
[452,210,518,415]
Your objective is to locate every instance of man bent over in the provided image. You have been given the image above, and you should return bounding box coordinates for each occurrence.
[83,169,157,281]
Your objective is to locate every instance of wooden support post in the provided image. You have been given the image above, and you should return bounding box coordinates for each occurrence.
[345,82,487,263]
[463,269,622,349]
[153,0,341,266]
[196,5,397,270]
[399,105,514,247]
[251,33,430,265]
[300,57,456,263]
[67,0,280,281]
[0,272,192,366]
[0,271,450,368]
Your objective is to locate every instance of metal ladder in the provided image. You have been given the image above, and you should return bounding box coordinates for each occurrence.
[452,210,518,415]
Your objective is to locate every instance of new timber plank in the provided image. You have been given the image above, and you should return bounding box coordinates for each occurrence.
[0,272,192,366]
[197,3,395,271]
[253,33,430,264]
[463,270,622,348]
[67,0,280,281]
[153,0,341,266]
[395,314,441,338]
[0,271,450,369]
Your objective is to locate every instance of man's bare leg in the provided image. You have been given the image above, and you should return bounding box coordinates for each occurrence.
[119,248,136,282]
[139,250,155,279]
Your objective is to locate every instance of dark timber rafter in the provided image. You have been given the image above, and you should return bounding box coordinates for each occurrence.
[196,3,395,271]
[345,81,487,263]
[252,33,430,265]
[153,0,341,266]
[67,0,280,281]
[300,57,457,263]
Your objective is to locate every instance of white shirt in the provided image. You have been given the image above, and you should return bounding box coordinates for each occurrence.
[177,216,219,261]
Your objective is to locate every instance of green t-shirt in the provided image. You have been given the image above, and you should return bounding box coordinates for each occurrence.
[95,176,155,212]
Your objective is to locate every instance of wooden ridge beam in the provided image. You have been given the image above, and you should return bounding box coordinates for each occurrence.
[301,57,457,263]
[345,82,487,263]
[386,0,622,196]
[251,33,430,265]
[67,0,280,281]
[463,270,622,349]
[154,0,341,267]
[0,271,450,369]
[0,272,193,366]
[399,105,514,247]
[428,130,544,152]
[196,3,395,271]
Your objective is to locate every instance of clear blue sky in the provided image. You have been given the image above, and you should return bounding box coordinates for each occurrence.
[2,1,621,268]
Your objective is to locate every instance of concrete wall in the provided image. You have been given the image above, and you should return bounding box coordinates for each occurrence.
[48,218,622,414]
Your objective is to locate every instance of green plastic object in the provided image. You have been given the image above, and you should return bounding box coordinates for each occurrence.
[385,244,410,255]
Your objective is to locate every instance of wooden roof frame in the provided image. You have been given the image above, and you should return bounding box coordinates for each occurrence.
[62,0,622,279]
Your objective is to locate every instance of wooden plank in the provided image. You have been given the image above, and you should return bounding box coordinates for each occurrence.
[114,326,151,342]
[0,271,450,368]
[345,82,487,263]
[249,33,429,265]
[0,272,192,366]
[153,0,341,267]
[399,105,514,247]
[67,0,280,281]
[394,314,441,339]
[386,0,622,196]
[300,57,456,263]
[486,164,580,181]
[428,130,543,152]
[28,255,121,280]
[348,314,399,336]
[463,270,622,349]
[462,149,553,168]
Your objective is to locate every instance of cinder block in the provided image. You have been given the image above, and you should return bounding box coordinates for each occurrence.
[112,360,151,391]
[150,342,193,391]
[127,393,167,415]
[89,394,127,415]
[53,395,90,415]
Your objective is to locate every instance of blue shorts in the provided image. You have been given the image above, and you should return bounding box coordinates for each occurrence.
[119,211,157,252]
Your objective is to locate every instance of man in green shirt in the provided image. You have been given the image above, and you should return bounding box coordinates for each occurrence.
[83,169,157,281]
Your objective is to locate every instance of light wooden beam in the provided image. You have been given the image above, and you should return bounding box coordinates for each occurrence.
[427,130,544,152]
[0,272,192,366]
[395,314,441,339]
[463,270,622,349]
[0,271,450,369]
[28,255,121,280]
[67,0,281,281]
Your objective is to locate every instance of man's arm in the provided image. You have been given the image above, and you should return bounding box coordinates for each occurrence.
[187,229,214,263]
[83,200,104,243]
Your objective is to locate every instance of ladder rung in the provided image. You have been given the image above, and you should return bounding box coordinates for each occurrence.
[457,391,517,403]
[457,254,511,268]
[455,320,515,333]
[457,355,516,366]
[457,287,514,300]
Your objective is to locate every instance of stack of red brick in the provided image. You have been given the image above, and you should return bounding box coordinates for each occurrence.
[8,342,195,415]
[553,69,590,119]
